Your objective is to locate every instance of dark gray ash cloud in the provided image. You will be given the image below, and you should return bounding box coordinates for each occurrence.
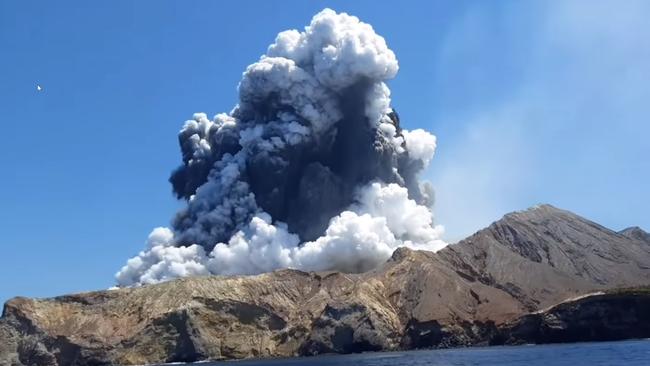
[116,9,445,286]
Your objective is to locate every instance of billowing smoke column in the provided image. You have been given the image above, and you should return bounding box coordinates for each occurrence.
[116,9,446,286]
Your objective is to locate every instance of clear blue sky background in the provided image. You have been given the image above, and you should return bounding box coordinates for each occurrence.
[1,1,648,304]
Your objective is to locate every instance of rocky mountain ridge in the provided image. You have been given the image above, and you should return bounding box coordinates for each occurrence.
[2,204,650,365]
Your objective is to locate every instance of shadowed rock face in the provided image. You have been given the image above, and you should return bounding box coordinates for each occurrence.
[2,205,650,366]
[496,288,650,345]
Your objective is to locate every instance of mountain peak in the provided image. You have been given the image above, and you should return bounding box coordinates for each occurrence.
[453,204,650,290]
[527,203,560,211]
[619,226,650,243]
[443,204,650,312]
[502,203,571,222]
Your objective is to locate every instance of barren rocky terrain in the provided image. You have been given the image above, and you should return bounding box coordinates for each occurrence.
[2,204,650,366]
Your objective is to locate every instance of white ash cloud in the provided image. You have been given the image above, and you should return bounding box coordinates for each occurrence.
[116,8,445,287]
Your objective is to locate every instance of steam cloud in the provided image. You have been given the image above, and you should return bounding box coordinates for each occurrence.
[116,9,446,286]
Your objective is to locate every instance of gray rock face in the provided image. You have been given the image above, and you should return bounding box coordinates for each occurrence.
[2,204,650,365]
[620,226,650,244]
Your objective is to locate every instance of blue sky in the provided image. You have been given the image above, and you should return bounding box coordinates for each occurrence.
[1,0,648,304]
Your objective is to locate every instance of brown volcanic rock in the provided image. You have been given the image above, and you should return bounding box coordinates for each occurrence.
[439,204,650,310]
[0,252,522,366]
[2,205,650,365]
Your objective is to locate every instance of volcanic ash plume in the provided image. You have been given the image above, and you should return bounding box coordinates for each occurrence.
[116,9,446,286]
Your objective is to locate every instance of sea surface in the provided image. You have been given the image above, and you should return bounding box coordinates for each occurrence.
[181,340,650,366]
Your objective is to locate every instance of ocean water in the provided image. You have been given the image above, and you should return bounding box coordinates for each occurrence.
[192,340,650,366]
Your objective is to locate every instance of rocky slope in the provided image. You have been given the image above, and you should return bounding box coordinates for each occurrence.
[498,288,650,345]
[441,205,650,310]
[2,204,650,365]
[620,226,650,244]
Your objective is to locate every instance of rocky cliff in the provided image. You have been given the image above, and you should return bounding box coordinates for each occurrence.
[2,205,650,365]
[498,288,650,345]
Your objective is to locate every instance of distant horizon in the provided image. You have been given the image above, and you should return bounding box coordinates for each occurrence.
[1,0,649,304]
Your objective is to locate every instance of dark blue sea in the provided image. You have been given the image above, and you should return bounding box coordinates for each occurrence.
[188,340,650,365]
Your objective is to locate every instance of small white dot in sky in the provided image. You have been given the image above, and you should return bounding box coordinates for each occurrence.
[36,84,43,92]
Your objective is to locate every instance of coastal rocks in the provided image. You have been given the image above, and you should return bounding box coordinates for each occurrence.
[2,205,650,365]
[300,302,400,355]
[402,319,500,349]
[499,289,650,345]
[0,323,21,366]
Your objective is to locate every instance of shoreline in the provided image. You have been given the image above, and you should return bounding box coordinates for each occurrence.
[146,339,650,365]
